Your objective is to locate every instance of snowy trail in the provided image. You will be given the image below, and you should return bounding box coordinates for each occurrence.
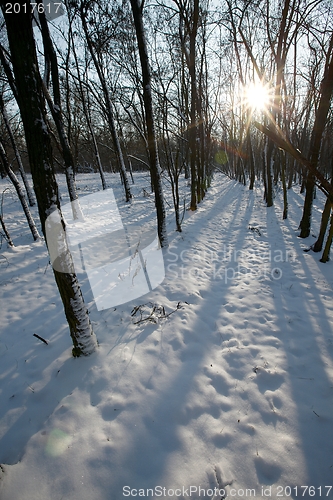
[0,174,332,499]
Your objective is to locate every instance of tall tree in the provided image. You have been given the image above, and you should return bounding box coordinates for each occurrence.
[0,138,40,241]
[38,2,82,219]
[0,92,36,206]
[129,0,168,247]
[0,0,98,357]
[175,0,200,211]
[78,0,132,202]
[299,33,333,238]
[68,20,107,189]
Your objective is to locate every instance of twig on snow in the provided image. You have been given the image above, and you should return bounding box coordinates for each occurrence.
[33,333,49,345]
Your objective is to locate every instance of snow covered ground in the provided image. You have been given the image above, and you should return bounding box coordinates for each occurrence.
[0,172,332,500]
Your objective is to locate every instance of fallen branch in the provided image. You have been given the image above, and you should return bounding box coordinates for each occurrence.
[33,333,48,345]
[131,301,189,325]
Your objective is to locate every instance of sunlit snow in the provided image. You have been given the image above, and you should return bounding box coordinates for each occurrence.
[0,172,332,499]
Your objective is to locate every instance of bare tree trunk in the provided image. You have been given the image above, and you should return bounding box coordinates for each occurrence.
[38,4,82,219]
[299,173,315,237]
[299,34,333,237]
[129,0,168,247]
[188,0,199,210]
[320,213,333,263]
[265,139,274,207]
[79,3,132,202]
[248,133,255,190]
[70,29,107,190]
[255,34,333,244]
[0,139,40,241]
[313,159,333,252]
[281,151,288,219]
[1,0,97,357]
[313,198,331,252]
[0,93,36,206]
[0,198,14,246]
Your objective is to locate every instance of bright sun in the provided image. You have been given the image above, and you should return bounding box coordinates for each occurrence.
[243,82,271,111]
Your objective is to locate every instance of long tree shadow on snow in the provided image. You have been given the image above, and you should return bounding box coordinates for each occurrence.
[84,180,260,498]
[262,201,333,492]
[3,179,332,499]
[89,182,333,498]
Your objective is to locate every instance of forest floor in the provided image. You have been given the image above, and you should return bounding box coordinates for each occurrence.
[0,172,332,500]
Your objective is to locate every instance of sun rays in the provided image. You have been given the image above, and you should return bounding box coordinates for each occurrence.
[243,81,272,112]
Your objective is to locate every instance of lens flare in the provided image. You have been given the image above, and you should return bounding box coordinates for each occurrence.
[243,82,271,111]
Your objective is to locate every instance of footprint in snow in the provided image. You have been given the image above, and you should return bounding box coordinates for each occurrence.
[207,371,231,396]
[101,403,125,421]
[254,455,282,484]
[221,338,240,350]
[252,367,285,394]
[225,304,236,313]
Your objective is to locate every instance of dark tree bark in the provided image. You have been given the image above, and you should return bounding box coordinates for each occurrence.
[37,4,82,219]
[313,159,333,252]
[299,34,333,238]
[320,214,333,263]
[248,133,255,190]
[255,34,333,246]
[129,0,168,247]
[177,0,199,211]
[0,93,36,206]
[265,139,274,207]
[313,198,331,252]
[70,26,107,190]
[299,173,315,238]
[0,138,40,241]
[79,2,132,202]
[189,0,199,210]
[0,0,97,357]
[281,151,288,219]
[0,42,18,102]
[0,212,14,247]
